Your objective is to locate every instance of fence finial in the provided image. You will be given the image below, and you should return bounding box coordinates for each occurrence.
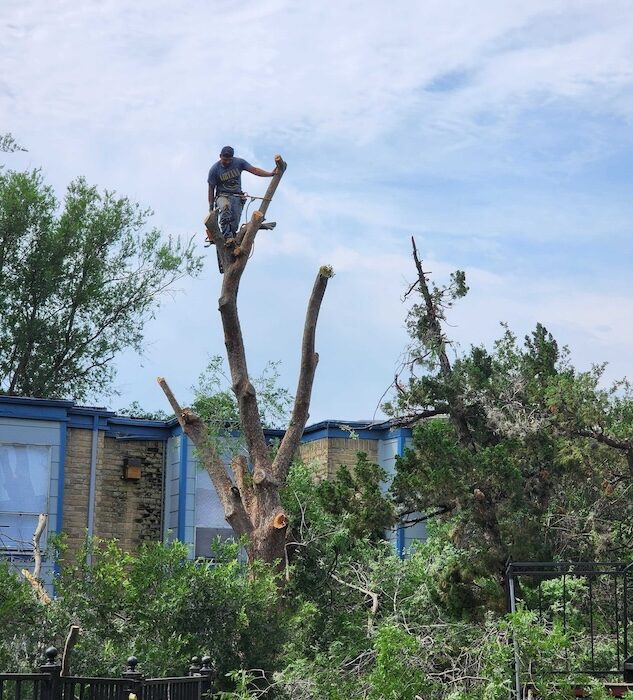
[42,647,60,667]
[189,656,201,676]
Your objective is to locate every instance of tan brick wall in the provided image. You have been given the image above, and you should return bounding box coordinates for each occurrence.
[62,428,98,555]
[297,439,330,480]
[62,429,164,557]
[97,437,164,552]
[298,437,379,480]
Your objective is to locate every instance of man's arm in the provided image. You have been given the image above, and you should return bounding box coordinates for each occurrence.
[244,164,276,178]
[208,183,215,210]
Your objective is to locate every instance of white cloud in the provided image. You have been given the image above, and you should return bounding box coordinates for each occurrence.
[1,1,632,419]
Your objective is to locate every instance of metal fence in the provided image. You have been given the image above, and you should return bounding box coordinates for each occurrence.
[0,648,214,700]
[506,561,633,697]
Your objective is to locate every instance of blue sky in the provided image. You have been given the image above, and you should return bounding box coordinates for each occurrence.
[1,1,632,421]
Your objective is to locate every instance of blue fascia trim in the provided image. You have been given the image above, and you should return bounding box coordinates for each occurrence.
[0,394,412,445]
[299,420,412,443]
[303,419,392,433]
[105,418,173,440]
[301,426,388,442]
[177,432,188,541]
[68,413,111,430]
[0,402,71,422]
[56,422,67,533]
[0,395,74,409]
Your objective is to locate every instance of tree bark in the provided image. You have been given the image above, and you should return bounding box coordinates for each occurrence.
[159,156,332,569]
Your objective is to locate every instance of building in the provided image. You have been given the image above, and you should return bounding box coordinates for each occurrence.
[0,395,423,587]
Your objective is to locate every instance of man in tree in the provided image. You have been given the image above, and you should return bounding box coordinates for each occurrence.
[207,146,276,244]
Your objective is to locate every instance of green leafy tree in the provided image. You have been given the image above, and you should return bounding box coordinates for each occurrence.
[117,401,172,420]
[191,355,292,436]
[386,238,633,606]
[0,169,202,400]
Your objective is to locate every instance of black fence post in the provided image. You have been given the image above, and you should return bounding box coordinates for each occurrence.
[188,657,201,677]
[39,647,61,700]
[122,656,144,700]
[199,656,214,697]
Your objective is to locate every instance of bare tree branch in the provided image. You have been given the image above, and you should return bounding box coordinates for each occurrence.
[410,236,475,451]
[32,513,47,579]
[20,514,50,604]
[273,267,332,481]
[157,376,252,534]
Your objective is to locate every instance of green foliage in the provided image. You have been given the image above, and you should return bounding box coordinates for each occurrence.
[0,499,626,698]
[192,356,292,431]
[0,169,202,400]
[0,560,41,670]
[387,260,633,611]
[314,453,396,541]
[0,133,26,153]
[190,355,292,461]
[0,538,281,686]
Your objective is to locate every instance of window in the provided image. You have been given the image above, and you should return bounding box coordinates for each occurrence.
[194,468,232,558]
[0,444,51,551]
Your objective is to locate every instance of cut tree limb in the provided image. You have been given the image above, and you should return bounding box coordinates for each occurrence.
[32,513,47,579]
[21,513,50,604]
[157,376,252,534]
[273,266,332,481]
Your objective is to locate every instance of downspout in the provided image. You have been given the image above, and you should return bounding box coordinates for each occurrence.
[56,424,67,534]
[54,422,68,580]
[86,414,99,553]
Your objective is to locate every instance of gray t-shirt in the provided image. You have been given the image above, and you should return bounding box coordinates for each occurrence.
[207,157,251,194]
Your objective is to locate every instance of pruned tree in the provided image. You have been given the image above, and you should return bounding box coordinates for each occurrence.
[158,156,333,567]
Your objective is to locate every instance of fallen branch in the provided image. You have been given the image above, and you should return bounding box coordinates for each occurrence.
[32,513,47,579]
[21,513,50,604]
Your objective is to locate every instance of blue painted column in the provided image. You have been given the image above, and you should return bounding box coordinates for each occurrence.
[396,432,406,559]
[177,431,188,541]
[56,423,67,534]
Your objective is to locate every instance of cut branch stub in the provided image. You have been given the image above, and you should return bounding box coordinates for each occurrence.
[273,512,289,529]
[257,155,287,220]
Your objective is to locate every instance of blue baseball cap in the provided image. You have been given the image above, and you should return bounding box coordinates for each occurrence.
[220,146,234,157]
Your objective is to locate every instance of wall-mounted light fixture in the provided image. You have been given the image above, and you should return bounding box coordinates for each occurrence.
[122,457,142,481]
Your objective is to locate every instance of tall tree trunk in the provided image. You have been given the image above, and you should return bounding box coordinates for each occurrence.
[159,156,332,570]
